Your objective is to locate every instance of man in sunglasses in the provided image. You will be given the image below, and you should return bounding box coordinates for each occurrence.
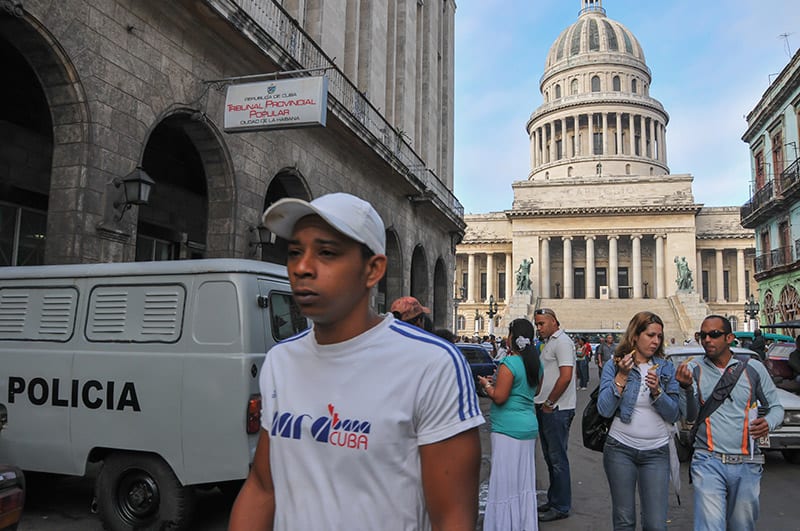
[675,315,782,531]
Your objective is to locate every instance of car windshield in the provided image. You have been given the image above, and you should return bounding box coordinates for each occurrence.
[458,346,491,364]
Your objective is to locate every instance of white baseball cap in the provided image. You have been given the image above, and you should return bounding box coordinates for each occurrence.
[261,193,386,255]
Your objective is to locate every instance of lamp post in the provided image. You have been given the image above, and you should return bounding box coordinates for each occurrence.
[486,294,498,335]
[452,284,465,335]
[744,295,760,332]
[474,308,482,336]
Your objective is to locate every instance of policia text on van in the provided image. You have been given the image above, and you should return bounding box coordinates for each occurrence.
[8,377,141,411]
[0,259,308,531]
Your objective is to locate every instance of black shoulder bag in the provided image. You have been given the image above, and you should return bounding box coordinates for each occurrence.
[582,384,614,452]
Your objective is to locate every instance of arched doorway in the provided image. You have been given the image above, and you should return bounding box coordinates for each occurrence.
[380,230,403,313]
[433,258,448,328]
[410,245,429,306]
[259,168,310,264]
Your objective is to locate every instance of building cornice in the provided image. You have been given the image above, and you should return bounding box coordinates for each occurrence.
[506,204,703,217]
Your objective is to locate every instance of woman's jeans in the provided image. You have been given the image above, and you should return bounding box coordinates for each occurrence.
[603,436,670,530]
[577,358,589,388]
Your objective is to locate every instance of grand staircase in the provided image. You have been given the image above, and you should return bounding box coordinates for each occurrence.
[504,293,711,343]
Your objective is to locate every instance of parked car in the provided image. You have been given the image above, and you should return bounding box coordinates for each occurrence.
[764,341,800,393]
[665,346,800,464]
[733,331,793,351]
[456,343,497,397]
[0,404,25,531]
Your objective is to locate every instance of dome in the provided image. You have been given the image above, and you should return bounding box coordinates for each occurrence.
[544,7,647,77]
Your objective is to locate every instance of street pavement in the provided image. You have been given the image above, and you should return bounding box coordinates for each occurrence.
[17,384,800,530]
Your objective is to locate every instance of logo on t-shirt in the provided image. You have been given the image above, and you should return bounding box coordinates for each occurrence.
[271,403,371,450]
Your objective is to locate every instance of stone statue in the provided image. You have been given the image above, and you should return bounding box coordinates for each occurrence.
[674,256,693,292]
[515,257,533,292]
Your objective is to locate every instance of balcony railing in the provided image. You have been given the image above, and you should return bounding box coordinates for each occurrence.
[755,245,795,274]
[781,157,800,197]
[208,0,464,219]
[741,179,777,223]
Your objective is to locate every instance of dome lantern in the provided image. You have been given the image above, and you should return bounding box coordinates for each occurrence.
[580,0,605,16]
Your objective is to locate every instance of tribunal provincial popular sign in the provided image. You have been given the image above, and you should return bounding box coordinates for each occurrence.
[223,76,328,132]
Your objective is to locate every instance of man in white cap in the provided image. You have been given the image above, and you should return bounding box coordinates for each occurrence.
[229,192,484,531]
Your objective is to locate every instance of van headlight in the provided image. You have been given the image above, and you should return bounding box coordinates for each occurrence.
[783,410,800,426]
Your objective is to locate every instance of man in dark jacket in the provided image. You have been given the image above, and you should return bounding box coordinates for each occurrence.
[750,329,767,360]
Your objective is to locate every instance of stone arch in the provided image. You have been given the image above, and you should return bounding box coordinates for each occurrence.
[779,284,799,322]
[0,11,91,264]
[259,167,311,264]
[380,229,403,314]
[763,290,777,324]
[137,110,234,260]
[432,257,448,328]
[410,245,430,306]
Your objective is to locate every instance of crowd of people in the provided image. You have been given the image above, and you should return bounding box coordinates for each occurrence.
[228,191,787,531]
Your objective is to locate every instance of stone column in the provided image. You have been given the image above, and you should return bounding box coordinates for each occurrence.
[586,235,596,299]
[737,248,746,303]
[632,234,642,298]
[655,234,665,298]
[629,114,636,156]
[561,117,567,160]
[549,122,556,163]
[563,236,573,299]
[602,112,608,155]
[649,117,655,159]
[615,113,622,155]
[661,124,667,162]
[467,253,476,302]
[609,236,619,298]
[541,237,551,298]
[486,253,495,302]
[574,114,581,156]
[715,249,725,302]
[531,129,537,169]
[696,250,704,300]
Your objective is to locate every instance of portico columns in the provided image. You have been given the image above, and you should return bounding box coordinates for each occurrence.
[609,236,619,298]
[661,124,667,162]
[615,113,622,155]
[541,238,551,298]
[632,234,642,298]
[737,249,746,303]
[530,130,537,168]
[549,123,556,163]
[715,249,725,302]
[629,115,636,156]
[561,118,567,160]
[696,250,704,299]
[563,237,573,299]
[649,118,656,159]
[655,235,665,298]
[586,236,596,299]
[505,253,513,302]
[467,253,476,302]
[602,113,608,155]
[486,253,495,302]
[574,114,581,156]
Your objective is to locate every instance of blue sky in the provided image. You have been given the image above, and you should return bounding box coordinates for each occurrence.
[453,0,800,214]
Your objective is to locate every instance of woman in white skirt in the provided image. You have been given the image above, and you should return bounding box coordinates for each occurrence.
[478,318,542,531]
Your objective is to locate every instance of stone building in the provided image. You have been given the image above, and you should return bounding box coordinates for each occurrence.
[0,0,463,326]
[455,0,756,341]
[741,47,800,329]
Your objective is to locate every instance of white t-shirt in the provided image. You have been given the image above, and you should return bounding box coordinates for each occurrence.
[535,328,577,409]
[259,314,485,530]
[608,361,670,451]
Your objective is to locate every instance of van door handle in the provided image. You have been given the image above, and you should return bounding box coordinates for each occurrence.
[257,295,269,308]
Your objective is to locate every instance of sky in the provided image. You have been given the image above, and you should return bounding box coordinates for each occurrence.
[453,0,800,215]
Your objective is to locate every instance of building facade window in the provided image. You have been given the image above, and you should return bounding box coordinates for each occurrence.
[591,75,600,92]
[480,272,487,300]
[772,130,784,178]
[0,203,47,267]
[555,84,561,99]
[754,150,766,189]
[457,315,466,330]
[613,75,621,91]
[571,79,579,95]
[631,78,637,93]
[723,270,730,301]
[498,272,506,299]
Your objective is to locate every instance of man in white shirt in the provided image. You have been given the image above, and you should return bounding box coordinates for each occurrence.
[229,193,484,530]
[533,307,577,522]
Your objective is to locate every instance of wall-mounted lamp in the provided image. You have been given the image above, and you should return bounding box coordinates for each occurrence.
[113,167,154,221]
[249,224,276,249]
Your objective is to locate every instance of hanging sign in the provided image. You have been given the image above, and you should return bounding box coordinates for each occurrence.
[223,76,328,132]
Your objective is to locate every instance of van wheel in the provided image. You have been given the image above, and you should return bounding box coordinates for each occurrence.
[97,452,194,531]
[782,449,800,464]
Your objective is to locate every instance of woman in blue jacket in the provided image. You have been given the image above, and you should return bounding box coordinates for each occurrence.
[598,311,680,531]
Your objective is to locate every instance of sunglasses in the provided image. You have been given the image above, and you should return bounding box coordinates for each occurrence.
[535,308,555,316]
[698,330,727,340]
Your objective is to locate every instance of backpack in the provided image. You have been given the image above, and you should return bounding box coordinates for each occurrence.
[582,384,613,452]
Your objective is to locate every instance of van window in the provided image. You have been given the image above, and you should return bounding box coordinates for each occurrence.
[86,284,185,343]
[270,292,308,340]
[192,281,239,345]
[0,286,77,341]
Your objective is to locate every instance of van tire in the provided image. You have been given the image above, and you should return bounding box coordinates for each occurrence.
[782,449,800,464]
[97,452,194,531]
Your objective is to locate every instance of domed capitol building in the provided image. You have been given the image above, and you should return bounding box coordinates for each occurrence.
[455,0,756,340]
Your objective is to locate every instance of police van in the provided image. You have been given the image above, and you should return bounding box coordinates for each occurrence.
[0,259,307,530]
